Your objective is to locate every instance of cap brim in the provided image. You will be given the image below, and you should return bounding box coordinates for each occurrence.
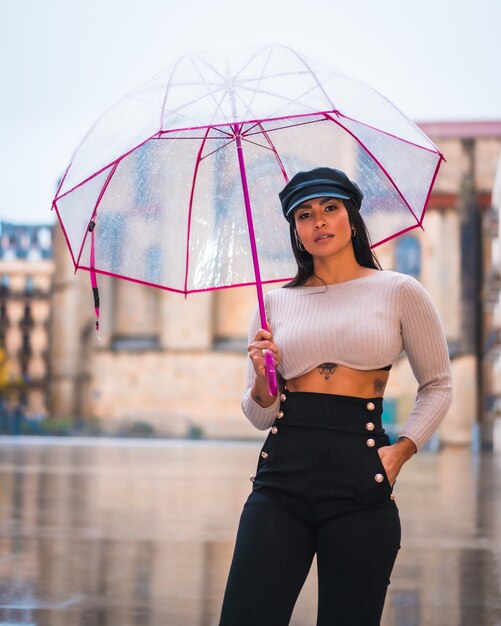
[286,192,351,217]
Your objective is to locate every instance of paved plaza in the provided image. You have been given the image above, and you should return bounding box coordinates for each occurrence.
[0,436,499,626]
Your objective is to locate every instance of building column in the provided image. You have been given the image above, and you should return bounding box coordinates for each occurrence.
[48,225,81,418]
[441,139,482,446]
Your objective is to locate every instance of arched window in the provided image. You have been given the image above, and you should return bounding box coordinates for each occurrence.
[145,245,162,284]
[394,236,421,278]
[98,213,124,274]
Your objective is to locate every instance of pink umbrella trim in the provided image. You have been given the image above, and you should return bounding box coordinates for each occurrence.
[77,264,293,295]
[52,201,78,270]
[184,127,211,295]
[54,109,440,203]
[338,112,442,156]
[324,112,423,226]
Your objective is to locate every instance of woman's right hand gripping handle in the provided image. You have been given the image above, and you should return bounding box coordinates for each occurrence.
[248,323,280,404]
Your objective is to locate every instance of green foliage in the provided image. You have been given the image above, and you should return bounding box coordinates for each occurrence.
[121,421,155,438]
[187,424,204,440]
[0,348,7,388]
[37,417,74,436]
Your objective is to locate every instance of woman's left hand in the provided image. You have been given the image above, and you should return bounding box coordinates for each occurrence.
[378,437,417,486]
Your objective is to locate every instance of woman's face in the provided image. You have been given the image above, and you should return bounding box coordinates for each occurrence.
[293,196,353,258]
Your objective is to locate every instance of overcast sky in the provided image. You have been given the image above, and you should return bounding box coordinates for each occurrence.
[1,0,499,224]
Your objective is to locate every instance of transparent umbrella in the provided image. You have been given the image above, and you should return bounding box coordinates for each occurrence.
[52,44,444,394]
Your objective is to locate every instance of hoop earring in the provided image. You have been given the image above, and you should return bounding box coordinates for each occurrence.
[294,230,305,251]
[351,227,357,238]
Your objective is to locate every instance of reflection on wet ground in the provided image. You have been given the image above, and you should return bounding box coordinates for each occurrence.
[0,437,499,626]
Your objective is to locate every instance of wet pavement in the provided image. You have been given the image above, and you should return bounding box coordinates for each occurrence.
[0,436,499,626]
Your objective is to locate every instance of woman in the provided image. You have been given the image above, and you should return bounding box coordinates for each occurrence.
[218,167,452,626]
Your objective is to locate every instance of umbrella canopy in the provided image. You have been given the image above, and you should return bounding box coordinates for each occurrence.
[53,43,443,302]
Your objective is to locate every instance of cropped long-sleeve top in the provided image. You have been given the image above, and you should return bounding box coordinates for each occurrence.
[241,270,452,451]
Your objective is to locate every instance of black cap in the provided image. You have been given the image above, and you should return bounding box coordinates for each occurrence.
[279,167,364,220]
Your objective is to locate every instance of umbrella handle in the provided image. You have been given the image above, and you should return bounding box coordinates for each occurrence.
[264,349,278,397]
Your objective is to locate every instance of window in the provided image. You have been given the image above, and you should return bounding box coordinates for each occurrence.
[0,275,9,295]
[37,227,52,249]
[135,141,160,211]
[111,336,160,351]
[22,333,31,353]
[98,213,124,274]
[145,245,162,284]
[394,236,421,278]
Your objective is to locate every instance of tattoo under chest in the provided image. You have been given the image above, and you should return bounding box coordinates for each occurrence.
[316,364,388,393]
[318,363,338,380]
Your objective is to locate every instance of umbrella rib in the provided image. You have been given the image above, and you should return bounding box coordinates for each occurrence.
[256,123,289,183]
[200,138,236,161]
[283,45,337,110]
[232,89,263,126]
[233,70,312,84]
[160,54,256,128]
[157,110,337,140]
[164,72,326,131]
[244,116,327,137]
[187,53,278,128]
[236,82,329,126]
[189,57,229,116]
[323,113,421,225]
[207,126,234,138]
[336,112,442,155]
[157,127,234,140]
[160,52,193,128]
[207,89,238,128]
[231,71,321,120]
[160,73,311,88]
[243,120,265,136]
[163,85,232,130]
[239,48,274,119]
[77,264,292,294]
[156,135,225,140]
[223,46,272,84]
[161,69,311,88]
[161,91,223,124]
[240,137,276,152]
[191,53,229,83]
[184,126,212,294]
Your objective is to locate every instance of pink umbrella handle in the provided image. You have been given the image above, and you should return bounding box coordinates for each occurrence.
[264,349,278,397]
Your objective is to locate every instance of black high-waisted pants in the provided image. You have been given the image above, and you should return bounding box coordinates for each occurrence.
[219,392,401,626]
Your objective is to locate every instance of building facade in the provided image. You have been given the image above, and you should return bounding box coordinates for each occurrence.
[48,121,501,445]
[0,222,54,421]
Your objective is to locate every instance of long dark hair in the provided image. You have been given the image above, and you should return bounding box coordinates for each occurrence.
[284,199,382,287]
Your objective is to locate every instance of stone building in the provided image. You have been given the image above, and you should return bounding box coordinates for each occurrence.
[393,120,501,447]
[48,121,501,445]
[0,222,54,418]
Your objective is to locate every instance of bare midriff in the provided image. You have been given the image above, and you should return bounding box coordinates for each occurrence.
[285,363,390,398]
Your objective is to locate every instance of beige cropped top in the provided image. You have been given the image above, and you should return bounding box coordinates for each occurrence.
[241,270,453,450]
